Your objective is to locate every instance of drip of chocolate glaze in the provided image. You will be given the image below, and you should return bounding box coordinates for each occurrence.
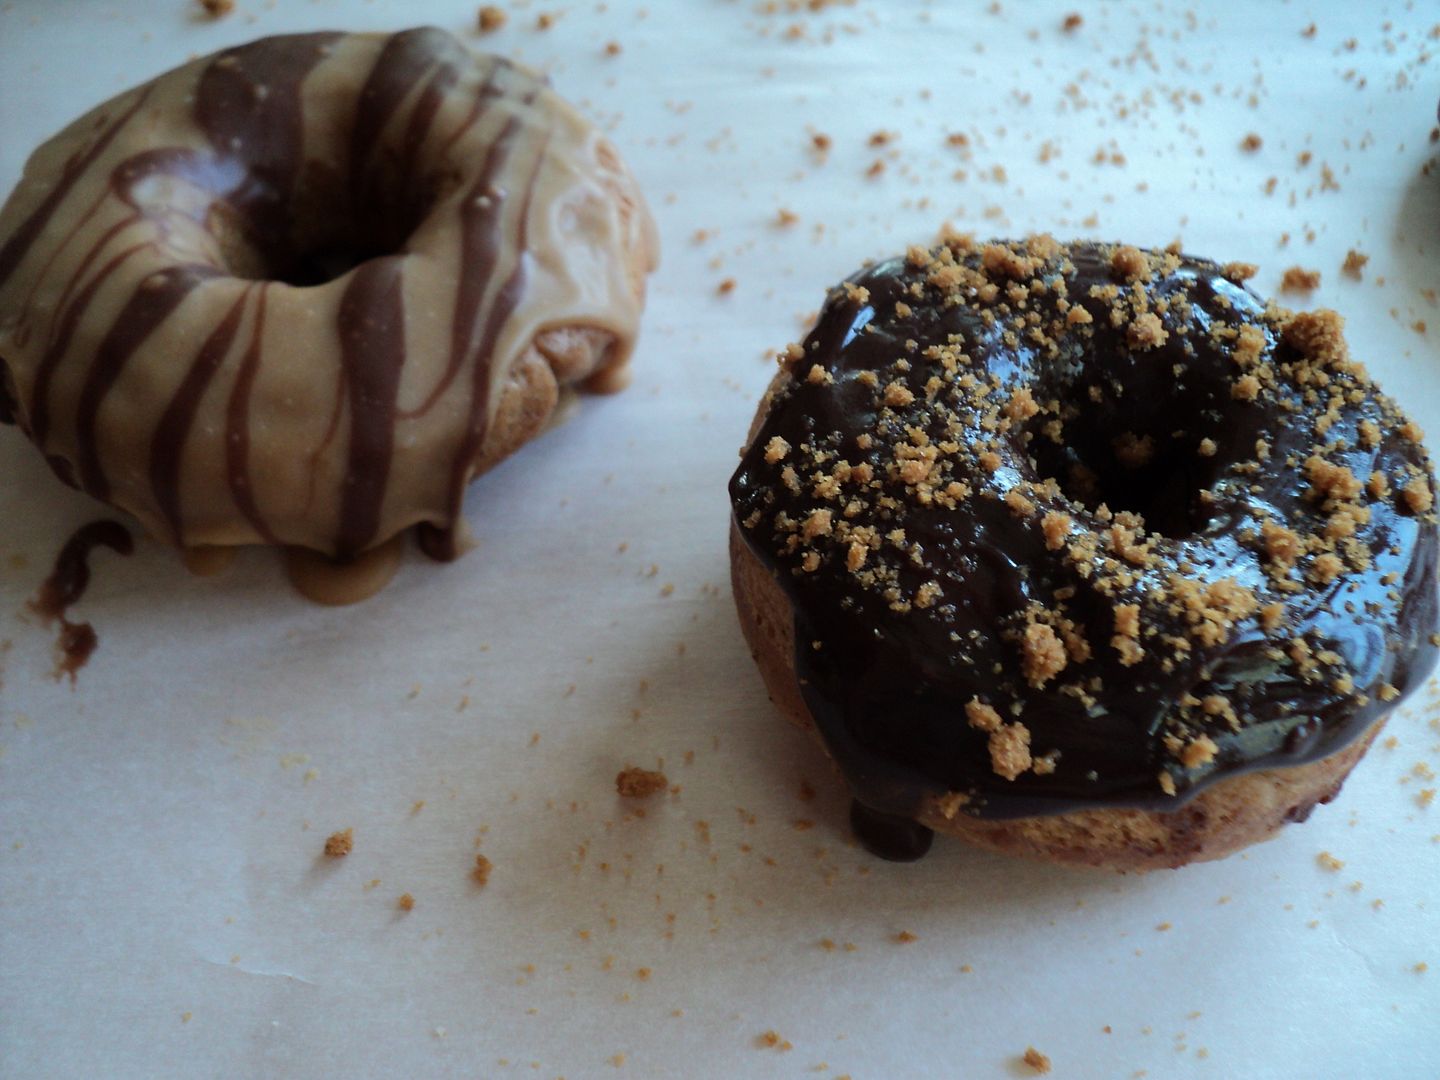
[850,801,934,862]
[28,519,133,683]
[730,244,1440,831]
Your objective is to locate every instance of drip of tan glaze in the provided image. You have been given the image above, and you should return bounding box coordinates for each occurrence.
[284,534,405,606]
[584,363,634,395]
[0,29,658,566]
[181,545,236,577]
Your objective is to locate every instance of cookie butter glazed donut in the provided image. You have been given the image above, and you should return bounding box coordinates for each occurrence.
[729,236,1439,870]
[0,27,657,579]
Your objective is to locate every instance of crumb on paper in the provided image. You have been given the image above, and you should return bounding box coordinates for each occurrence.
[894,930,918,944]
[323,828,353,858]
[477,5,507,32]
[717,278,737,296]
[1317,851,1344,871]
[1280,266,1321,292]
[1341,250,1369,279]
[473,853,493,887]
[1062,13,1082,32]
[197,0,234,14]
[1240,132,1263,152]
[398,892,415,911]
[1022,1046,1053,1074]
[757,1030,793,1051]
[616,766,668,798]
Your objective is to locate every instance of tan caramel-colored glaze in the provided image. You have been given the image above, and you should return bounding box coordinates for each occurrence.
[181,545,236,577]
[0,28,658,566]
[284,533,406,607]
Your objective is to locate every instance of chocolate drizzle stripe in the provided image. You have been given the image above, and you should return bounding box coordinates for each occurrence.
[334,257,408,557]
[14,187,110,334]
[419,133,548,561]
[350,29,447,208]
[0,86,152,292]
[224,284,276,544]
[74,267,214,500]
[28,240,149,445]
[193,32,342,260]
[148,285,252,542]
[399,74,515,421]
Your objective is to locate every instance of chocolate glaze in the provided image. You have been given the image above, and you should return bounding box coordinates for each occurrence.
[850,801,934,862]
[731,240,1440,826]
[28,519,133,683]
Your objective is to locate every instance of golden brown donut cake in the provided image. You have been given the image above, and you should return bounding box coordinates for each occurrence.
[729,236,1439,871]
[0,27,657,573]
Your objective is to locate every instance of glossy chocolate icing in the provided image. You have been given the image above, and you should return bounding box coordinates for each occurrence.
[731,239,1439,823]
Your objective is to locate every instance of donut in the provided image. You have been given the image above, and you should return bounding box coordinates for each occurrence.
[0,27,657,586]
[729,236,1439,871]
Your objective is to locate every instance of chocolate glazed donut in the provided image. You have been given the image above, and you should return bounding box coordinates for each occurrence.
[0,28,657,574]
[730,236,1439,870]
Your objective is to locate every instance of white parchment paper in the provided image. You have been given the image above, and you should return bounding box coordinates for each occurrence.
[1,2,1437,1077]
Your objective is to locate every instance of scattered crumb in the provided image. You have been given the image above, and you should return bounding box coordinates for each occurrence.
[197,0,234,15]
[473,854,493,888]
[717,278,737,296]
[1240,133,1263,152]
[477,5,507,32]
[758,1030,793,1051]
[1061,13,1082,32]
[894,930,918,944]
[616,766,668,798]
[604,41,623,56]
[1317,851,1345,872]
[1022,1047,1053,1074]
[323,828,354,858]
[1280,266,1321,292]
[398,892,415,911]
[1341,250,1369,279]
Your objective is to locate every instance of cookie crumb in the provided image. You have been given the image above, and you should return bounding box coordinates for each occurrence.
[757,1030,793,1051]
[323,828,354,858]
[1341,250,1369,279]
[1240,133,1263,152]
[197,0,234,16]
[1022,1047,1053,1074]
[1317,851,1344,872]
[1280,266,1321,292]
[398,892,415,911]
[477,5,507,32]
[616,766,669,798]
[717,278,737,296]
[1061,13,1082,32]
[472,854,493,887]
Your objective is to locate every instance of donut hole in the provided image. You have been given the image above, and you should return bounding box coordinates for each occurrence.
[1023,366,1237,540]
[206,161,445,288]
